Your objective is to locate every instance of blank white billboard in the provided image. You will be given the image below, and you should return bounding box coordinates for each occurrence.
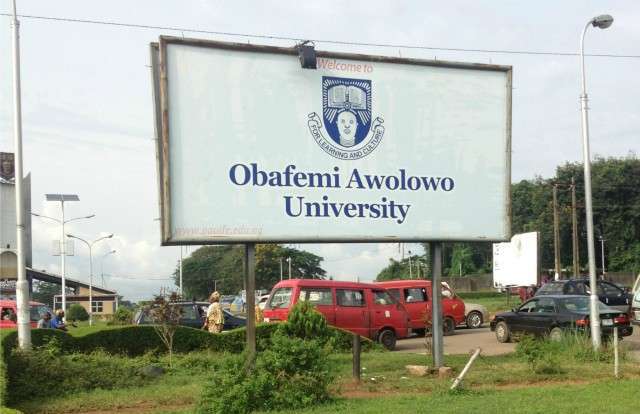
[152,37,512,244]
[493,232,540,288]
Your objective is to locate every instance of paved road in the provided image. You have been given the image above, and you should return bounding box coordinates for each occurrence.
[395,324,640,357]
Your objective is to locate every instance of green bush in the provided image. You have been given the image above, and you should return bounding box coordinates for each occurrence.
[66,304,89,322]
[6,346,152,405]
[108,307,134,325]
[515,331,621,375]
[279,300,329,340]
[197,331,334,414]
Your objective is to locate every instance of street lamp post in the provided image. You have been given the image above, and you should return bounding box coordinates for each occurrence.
[100,250,116,287]
[579,14,613,350]
[10,0,31,350]
[67,233,113,326]
[287,257,292,279]
[32,200,93,318]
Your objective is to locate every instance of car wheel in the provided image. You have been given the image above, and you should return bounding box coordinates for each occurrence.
[466,311,483,329]
[443,317,456,336]
[495,321,511,343]
[549,327,563,342]
[378,329,397,351]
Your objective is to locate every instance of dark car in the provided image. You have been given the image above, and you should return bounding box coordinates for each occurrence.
[535,279,632,313]
[490,295,633,343]
[134,301,246,331]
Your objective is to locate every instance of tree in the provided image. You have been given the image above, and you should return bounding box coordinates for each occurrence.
[32,281,61,307]
[176,244,326,299]
[148,291,183,367]
[67,304,89,321]
[376,255,426,281]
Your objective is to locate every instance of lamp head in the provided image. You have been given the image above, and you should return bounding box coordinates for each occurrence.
[592,14,613,29]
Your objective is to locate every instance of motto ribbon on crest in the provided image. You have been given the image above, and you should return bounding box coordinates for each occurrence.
[307,112,385,160]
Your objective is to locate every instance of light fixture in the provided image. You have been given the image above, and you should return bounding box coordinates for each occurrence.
[592,14,613,29]
[297,41,317,69]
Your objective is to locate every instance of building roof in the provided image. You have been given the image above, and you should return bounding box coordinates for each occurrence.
[27,267,117,295]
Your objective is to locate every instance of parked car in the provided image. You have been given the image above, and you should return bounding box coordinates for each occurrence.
[463,303,488,329]
[535,279,632,313]
[490,295,633,343]
[0,300,50,329]
[229,296,246,314]
[632,274,640,326]
[263,279,410,350]
[375,280,465,335]
[134,301,246,331]
[220,295,235,311]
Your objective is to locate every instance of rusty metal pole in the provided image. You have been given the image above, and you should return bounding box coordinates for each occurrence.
[245,243,256,361]
[431,242,443,368]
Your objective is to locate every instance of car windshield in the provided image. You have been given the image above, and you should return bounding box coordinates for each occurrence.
[267,288,293,309]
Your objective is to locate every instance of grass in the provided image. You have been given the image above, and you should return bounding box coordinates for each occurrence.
[269,379,640,414]
[464,294,521,314]
[12,345,640,414]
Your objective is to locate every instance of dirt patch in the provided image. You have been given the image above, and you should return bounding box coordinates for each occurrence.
[74,402,191,414]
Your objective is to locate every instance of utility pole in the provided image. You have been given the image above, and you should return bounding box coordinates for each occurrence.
[287,257,292,279]
[408,250,413,278]
[571,177,579,277]
[11,0,31,350]
[279,258,283,281]
[599,236,606,279]
[552,184,562,280]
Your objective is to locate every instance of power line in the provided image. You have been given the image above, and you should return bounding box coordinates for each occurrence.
[1,12,640,59]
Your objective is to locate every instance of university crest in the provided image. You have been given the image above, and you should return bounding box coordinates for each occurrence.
[308,76,385,160]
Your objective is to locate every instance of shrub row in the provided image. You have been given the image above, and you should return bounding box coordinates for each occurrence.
[6,347,153,405]
[1,323,371,359]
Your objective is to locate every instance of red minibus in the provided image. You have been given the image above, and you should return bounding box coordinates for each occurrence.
[375,280,466,335]
[263,279,410,350]
[0,300,50,329]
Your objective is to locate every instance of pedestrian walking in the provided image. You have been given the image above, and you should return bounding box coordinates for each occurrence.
[203,291,225,333]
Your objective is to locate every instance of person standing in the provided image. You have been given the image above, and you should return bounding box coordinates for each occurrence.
[50,309,68,331]
[204,291,225,333]
[37,312,52,329]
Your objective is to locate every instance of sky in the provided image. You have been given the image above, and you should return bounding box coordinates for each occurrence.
[0,1,638,302]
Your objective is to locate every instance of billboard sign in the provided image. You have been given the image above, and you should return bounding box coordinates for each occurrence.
[493,232,540,288]
[152,37,512,244]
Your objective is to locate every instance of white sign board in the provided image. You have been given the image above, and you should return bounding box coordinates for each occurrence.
[152,37,512,244]
[493,232,540,288]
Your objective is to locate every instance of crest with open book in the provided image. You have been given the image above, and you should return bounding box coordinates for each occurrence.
[307,76,384,160]
[322,77,372,147]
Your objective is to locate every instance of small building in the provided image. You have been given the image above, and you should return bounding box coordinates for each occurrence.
[30,268,118,318]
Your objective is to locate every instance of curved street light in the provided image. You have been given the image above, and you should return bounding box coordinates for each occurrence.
[579,14,613,351]
[66,233,114,326]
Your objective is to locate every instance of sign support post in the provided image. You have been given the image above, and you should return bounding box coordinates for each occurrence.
[244,243,256,362]
[431,242,444,368]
